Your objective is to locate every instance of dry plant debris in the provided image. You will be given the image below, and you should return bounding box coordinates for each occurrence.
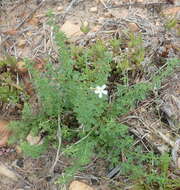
[0,120,11,147]
[0,0,180,189]
[0,162,18,181]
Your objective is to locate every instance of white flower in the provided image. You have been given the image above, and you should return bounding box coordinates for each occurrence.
[94,85,108,98]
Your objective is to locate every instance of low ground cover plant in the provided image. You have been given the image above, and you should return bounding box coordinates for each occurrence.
[8,22,180,189]
[0,55,22,103]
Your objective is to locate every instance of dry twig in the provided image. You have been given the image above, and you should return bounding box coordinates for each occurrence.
[49,115,62,174]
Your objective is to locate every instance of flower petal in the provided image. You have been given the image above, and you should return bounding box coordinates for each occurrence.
[94,89,100,94]
[98,93,103,98]
[102,84,106,89]
[102,90,108,95]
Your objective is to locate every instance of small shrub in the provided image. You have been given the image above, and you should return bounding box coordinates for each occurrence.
[8,23,180,188]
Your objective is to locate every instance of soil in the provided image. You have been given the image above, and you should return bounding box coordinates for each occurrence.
[0,0,180,189]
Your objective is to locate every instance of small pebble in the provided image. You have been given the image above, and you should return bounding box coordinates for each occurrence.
[90,7,98,13]
[57,6,63,11]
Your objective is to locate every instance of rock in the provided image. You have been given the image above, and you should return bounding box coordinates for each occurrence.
[69,181,94,190]
[61,21,83,40]
[128,23,140,32]
[90,7,98,13]
[57,6,63,11]
[162,7,180,16]
[0,120,11,147]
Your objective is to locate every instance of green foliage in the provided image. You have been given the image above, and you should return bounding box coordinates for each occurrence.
[0,56,21,103]
[20,141,47,158]
[0,54,16,67]
[165,18,177,30]
[60,139,94,184]
[111,32,145,73]
[80,22,90,34]
[8,23,180,188]
[128,33,145,65]
[97,119,133,165]
[144,153,180,189]
[110,38,121,53]
[0,85,18,102]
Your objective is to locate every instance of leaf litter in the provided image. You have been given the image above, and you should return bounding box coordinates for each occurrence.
[0,0,180,189]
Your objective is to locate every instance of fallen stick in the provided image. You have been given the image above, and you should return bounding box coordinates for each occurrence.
[0,162,18,181]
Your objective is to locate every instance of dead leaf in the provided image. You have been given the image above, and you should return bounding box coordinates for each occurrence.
[0,120,11,147]
[33,57,46,71]
[23,77,34,96]
[28,17,39,25]
[61,21,83,39]
[69,181,94,190]
[3,29,17,35]
[128,23,140,32]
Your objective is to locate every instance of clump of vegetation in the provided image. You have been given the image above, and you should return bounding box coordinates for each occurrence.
[0,55,22,103]
[8,20,180,189]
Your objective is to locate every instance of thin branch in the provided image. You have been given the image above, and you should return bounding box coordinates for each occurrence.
[0,75,23,91]
[49,114,62,174]
[60,126,97,157]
